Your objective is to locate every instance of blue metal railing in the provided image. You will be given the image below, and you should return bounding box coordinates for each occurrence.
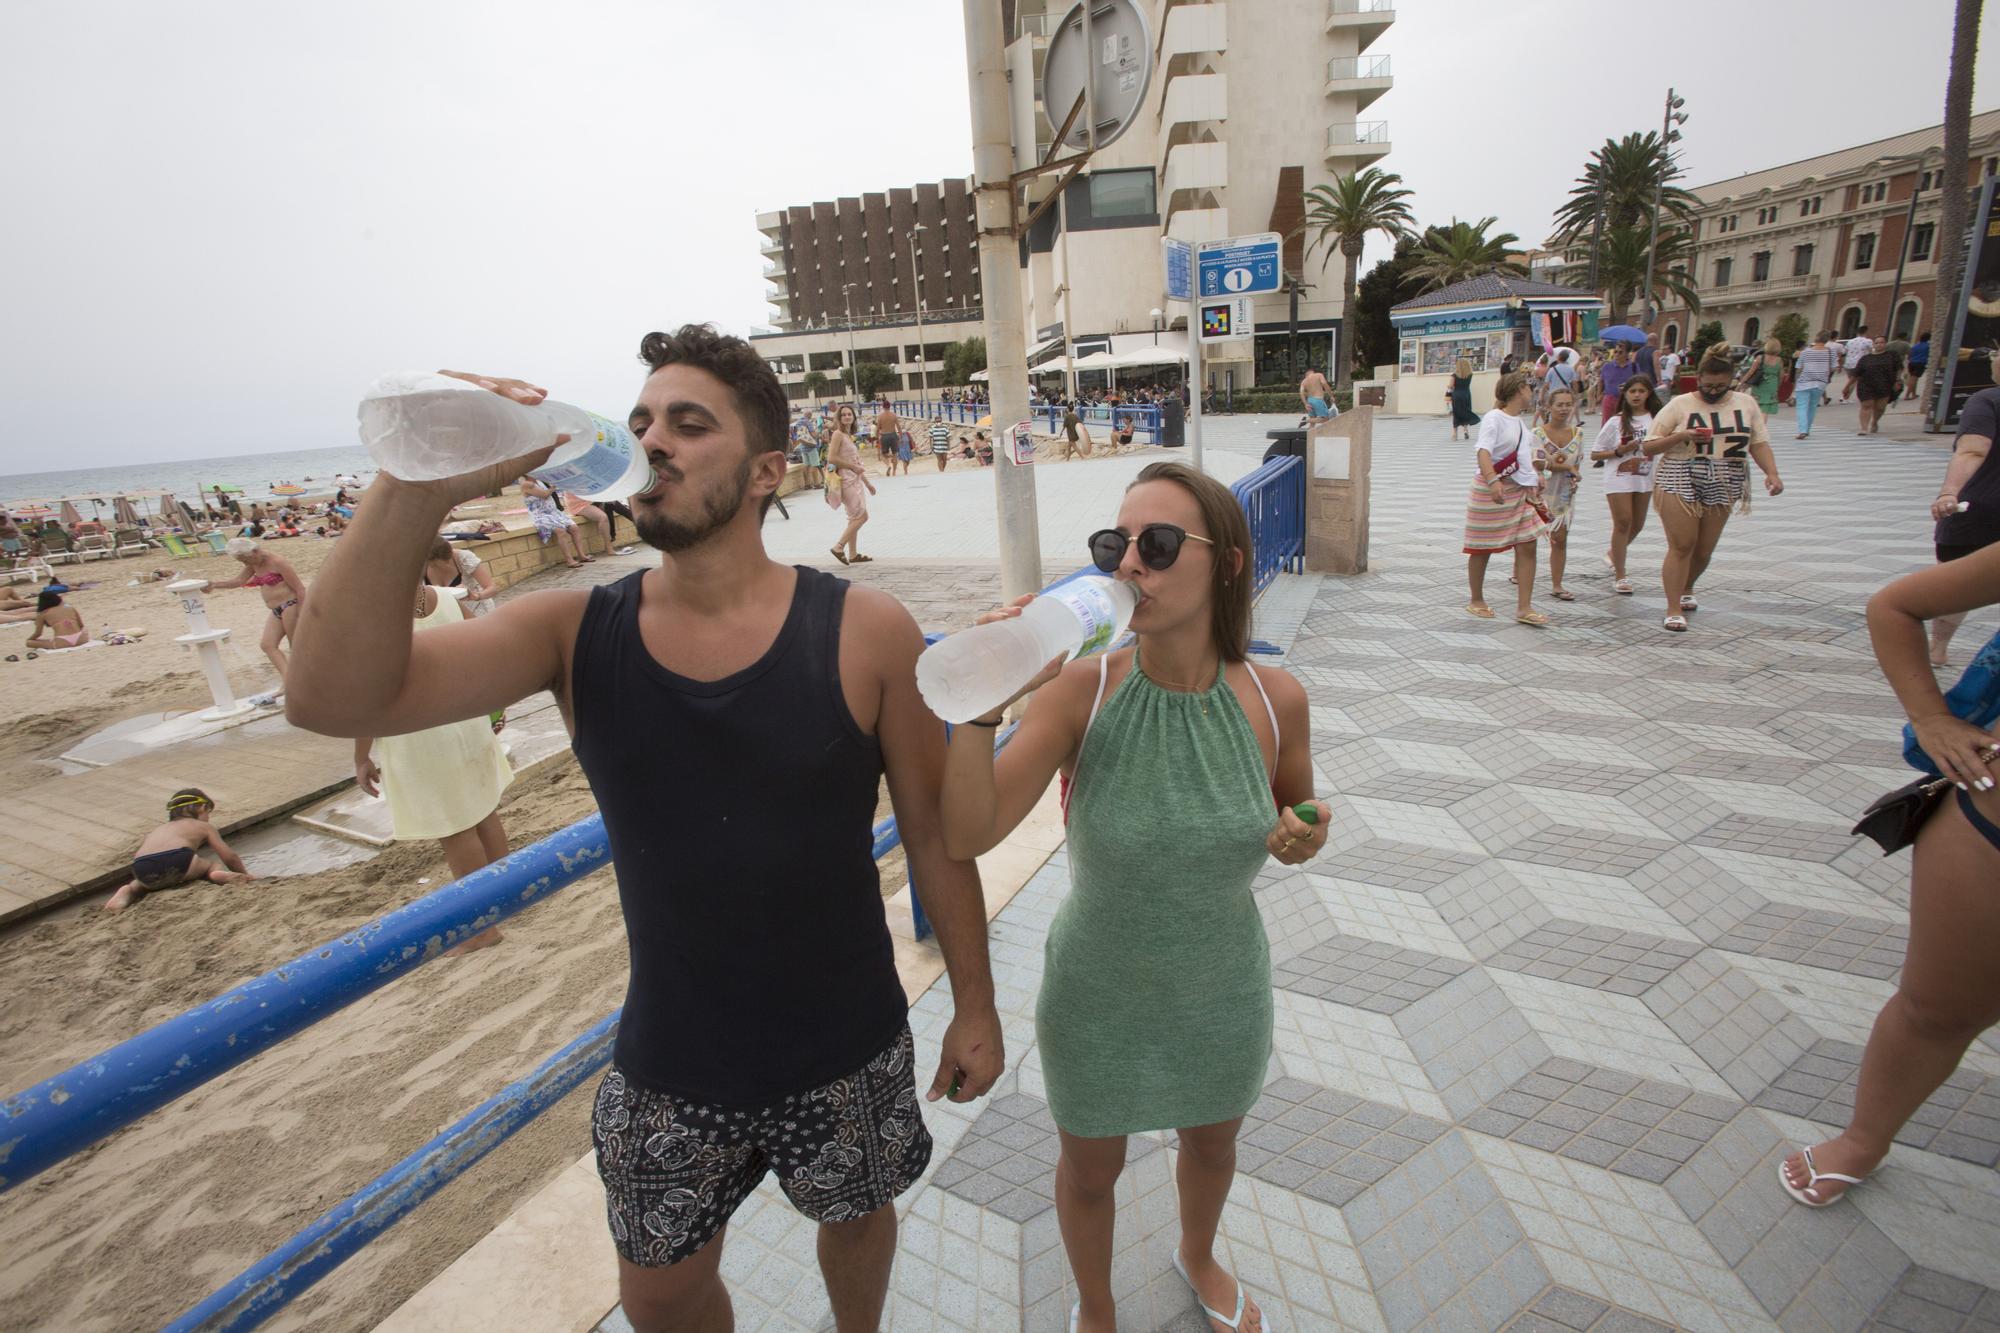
[1230,455,1306,599]
[906,399,1166,445]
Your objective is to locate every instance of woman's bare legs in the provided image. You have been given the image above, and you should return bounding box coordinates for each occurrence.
[1176,1118,1264,1332]
[556,525,586,567]
[1658,494,1702,618]
[1606,492,1649,580]
[440,813,508,954]
[1466,551,1492,613]
[1931,612,1968,668]
[1513,541,1537,617]
[1056,1130,1128,1332]
[838,510,869,560]
[1548,527,1570,598]
[1781,783,2000,1202]
[260,612,290,681]
[1685,505,1733,604]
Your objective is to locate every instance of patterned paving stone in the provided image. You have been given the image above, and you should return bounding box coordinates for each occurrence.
[1643,952,1821,1102]
[1235,1077,1452,1208]
[1396,968,1552,1120]
[934,1092,1159,1223]
[1485,921,1703,996]
[1426,859,1555,959]
[1319,839,1487,891]
[1514,760,1657,796]
[1271,934,1474,1013]
[1712,904,1908,980]
[1692,812,1857,864]
[1344,1128,1551,1333]
[1465,1058,1743,1184]
[1662,1109,1911,1331]
[1751,1039,2000,1169]
[1866,1267,2000,1332]
[1627,847,1767,944]
[1501,1285,1678,1331]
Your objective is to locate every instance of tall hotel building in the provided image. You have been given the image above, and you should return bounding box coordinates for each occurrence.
[750,0,1395,400]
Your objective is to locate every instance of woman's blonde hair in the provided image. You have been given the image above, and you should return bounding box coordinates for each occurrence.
[225,537,259,558]
[1494,371,1533,408]
[1763,337,1782,356]
[1454,358,1473,379]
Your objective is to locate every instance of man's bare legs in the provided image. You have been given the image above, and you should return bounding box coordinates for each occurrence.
[1176,1118,1265,1332]
[1781,786,2000,1203]
[440,810,508,953]
[618,1228,733,1333]
[817,1202,898,1331]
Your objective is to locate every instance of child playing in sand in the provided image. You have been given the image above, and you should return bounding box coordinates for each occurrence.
[104,788,254,912]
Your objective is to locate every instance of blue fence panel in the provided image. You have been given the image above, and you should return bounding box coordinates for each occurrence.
[0,817,611,1193]
[163,1012,621,1333]
[1229,455,1305,599]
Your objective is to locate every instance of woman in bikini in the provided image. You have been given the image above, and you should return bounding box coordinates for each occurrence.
[212,537,307,680]
[23,589,89,651]
[1779,541,2000,1208]
[824,403,877,565]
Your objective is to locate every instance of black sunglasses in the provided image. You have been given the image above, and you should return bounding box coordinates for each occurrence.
[1088,523,1215,573]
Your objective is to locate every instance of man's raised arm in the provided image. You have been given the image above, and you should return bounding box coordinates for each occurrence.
[286,374,569,738]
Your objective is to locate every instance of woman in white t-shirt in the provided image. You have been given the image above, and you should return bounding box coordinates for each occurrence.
[1462,371,1550,624]
[1590,375,1662,595]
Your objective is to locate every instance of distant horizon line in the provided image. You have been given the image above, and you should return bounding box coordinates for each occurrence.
[0,441,373,485]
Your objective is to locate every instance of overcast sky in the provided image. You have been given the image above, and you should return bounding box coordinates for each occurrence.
[5,0,1997,469]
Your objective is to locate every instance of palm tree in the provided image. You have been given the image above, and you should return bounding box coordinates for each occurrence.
[1297,168,1416,389]
[1406,217,1525,292]
[1929,0,1984,405]
[1553,132,1700,243]
[1587,225,1700,322]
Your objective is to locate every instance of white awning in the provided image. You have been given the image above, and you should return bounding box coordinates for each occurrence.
[968,368,991,381]
[1069,350,1123,371]
[1108,345,1188,367]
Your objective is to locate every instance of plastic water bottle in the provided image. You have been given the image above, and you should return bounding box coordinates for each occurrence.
[916,576,1138,724]
[356,372,653,501]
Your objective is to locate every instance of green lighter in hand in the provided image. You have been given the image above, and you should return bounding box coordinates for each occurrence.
[1293,802,1319,826]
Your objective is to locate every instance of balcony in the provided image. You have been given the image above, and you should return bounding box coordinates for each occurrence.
[760,233,783,256]
[1700,273,1822,307]
[1326,0,1394,52]
[1161,2,1227,76]
[1324,54,1391,109]
[1160,71,1227,138]
[1325,120,1391,166]
[1163,141,1229,221]
[1015,8,1058,40]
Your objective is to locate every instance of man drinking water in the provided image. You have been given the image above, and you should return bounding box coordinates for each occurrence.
[287,325,1003,1332]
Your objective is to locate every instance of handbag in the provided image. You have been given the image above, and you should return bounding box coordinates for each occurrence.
[1851,774,1952,854]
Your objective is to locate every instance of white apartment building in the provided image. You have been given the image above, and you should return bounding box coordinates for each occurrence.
[751,0,1394,400]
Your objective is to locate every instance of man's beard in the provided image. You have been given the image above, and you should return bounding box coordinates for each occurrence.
[634,456,754,553]
[1698,387,1729,403]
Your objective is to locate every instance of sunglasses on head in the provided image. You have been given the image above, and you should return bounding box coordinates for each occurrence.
[1088,523,1215,573]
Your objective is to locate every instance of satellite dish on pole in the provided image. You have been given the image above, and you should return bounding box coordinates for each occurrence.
[1042,0,1154,153]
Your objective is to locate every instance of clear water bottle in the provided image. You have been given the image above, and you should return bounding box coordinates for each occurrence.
[356,371,653,501]
[916,576,1138,724]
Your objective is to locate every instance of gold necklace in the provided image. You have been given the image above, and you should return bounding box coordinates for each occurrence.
[1147,656,1220,716]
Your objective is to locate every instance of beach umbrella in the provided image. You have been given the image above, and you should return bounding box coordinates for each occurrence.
[12,504,54,521]
[1599,324,1648,345]
[59,500,82,526]
[113,495,142,526]
[269,483,305,497]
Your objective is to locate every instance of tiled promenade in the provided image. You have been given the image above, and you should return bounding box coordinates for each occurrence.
[593,406,1999,1331]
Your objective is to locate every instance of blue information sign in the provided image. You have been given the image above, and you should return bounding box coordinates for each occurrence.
[1197,233,1281,298]
[1162,238,1192,301]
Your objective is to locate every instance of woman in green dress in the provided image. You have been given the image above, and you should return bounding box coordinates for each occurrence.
[940,461,1327,1333]
[1740,336,1784,417]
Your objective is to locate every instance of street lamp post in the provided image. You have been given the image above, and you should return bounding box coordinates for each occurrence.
[1150,307,1163,346]
[1640,88,1688,328]
[841,283,863,406]
[906,224,931,418]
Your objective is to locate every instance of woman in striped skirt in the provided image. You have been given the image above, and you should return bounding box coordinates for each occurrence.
[1465,371,1551,625]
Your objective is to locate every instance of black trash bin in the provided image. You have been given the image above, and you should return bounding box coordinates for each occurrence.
[1263,428,1307,465]
[1158,395,1185,447]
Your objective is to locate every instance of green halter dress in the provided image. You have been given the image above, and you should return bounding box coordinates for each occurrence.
[1037,650,1280,1138]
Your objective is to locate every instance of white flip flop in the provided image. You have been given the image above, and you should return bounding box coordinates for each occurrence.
[1173,1249,1274,1331]
[1778,1146,1867,1207]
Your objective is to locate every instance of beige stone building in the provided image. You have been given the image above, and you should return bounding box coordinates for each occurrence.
[752,0,1395,400]
[1642,112,2000,354]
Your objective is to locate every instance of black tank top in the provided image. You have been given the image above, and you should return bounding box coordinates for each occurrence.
[571,566,906,1106]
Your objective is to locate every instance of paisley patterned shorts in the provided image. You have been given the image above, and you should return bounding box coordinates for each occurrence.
[590,1024,931,1267]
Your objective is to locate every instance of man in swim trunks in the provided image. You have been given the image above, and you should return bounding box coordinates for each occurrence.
[104,787,253,912]
[1300,367,1335,419]
[875,403,903,476]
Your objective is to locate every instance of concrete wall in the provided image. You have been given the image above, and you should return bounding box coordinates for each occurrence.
[470,520,609,593]
[1392,370,1500,417]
